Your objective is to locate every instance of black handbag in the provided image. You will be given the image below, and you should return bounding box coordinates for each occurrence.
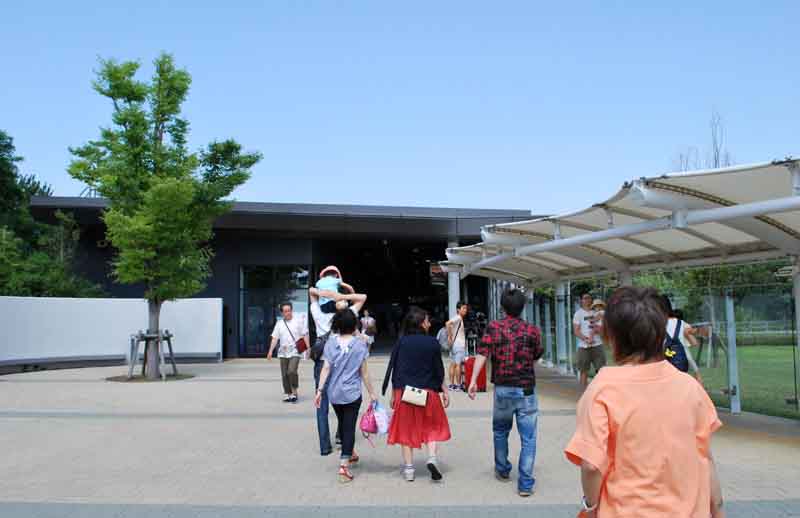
[310,332,331,361]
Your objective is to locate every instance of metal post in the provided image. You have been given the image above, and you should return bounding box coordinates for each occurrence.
[544,297,554,367]
[448,240,461,319]
[127,335,137,379]
[793,262,800,412]
[725,290,741,414]
[158,338,167,381]
[566,281,575,376]
[556,282,568,373]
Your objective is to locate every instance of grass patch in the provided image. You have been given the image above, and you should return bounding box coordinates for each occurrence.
[698,345,799,420]
[576,345,800,420]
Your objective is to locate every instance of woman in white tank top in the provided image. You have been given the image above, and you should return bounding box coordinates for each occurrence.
[659,296,703,382]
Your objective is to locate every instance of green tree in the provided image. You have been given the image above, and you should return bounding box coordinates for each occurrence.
[69,54,261,379]
[0,130,100,297]
[0,130,43,241]
[0,130,25,222]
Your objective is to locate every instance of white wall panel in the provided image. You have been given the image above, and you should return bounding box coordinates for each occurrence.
[0,297,222,364]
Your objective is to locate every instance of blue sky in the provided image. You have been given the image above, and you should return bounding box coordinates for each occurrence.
[2,2,798,213]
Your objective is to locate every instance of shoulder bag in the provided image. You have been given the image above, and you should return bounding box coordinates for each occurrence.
[310,331,330,361]
[401,385,428,407]
[284,320,308,354]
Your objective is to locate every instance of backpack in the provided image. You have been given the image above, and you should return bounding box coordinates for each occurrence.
[436,327,449,352]
[664,320,689,372]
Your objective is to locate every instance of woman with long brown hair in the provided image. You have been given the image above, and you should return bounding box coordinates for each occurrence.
[382,306,451,482]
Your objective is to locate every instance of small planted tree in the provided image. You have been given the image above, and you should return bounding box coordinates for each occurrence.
[69,54,261,379]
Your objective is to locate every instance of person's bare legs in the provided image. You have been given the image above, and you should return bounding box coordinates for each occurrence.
[426,441,438,458]
[579,371,589,391]
[448,362,456,386]
[402,446,414,465]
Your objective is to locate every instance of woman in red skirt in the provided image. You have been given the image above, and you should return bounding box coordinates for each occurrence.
[382,306,451,482]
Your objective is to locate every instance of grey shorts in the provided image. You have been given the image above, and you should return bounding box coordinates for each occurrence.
[576,346,606,373]
[450,348,466,364]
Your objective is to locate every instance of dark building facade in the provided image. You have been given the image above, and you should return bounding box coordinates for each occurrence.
[31,197,533,358]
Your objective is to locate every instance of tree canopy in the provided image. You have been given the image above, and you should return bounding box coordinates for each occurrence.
[0,129,102,297]
[68,53,261,378]
[69,53,261,306]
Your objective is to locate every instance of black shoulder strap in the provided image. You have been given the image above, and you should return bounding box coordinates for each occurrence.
[671,319,683,344]
[382,337,402,396]
[284,319,296,342]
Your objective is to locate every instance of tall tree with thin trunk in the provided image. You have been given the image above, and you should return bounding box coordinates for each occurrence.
[69,54,261,379]
[673,110,733,172]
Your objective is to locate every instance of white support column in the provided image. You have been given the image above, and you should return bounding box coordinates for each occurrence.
[725,290,741,414]
[566,281,575,376]
[793,260,800,413]
[790,165,800,411]
[618,270,634,287]
[544,297,554,367]
[448,240,460,319]
[555,282,568,373]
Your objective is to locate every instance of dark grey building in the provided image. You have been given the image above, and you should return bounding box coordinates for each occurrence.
[31,197,533,358]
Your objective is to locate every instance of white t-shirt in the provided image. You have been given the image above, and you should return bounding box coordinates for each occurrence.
[270,314,308,358]
[573,307,602,348]
[449,315,466,350]
[310,301,358,336]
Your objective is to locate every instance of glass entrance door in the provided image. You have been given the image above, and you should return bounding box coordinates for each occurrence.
[239,265,310,357]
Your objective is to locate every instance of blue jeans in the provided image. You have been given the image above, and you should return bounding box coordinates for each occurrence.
[493,385,539,492]
[314,359,332,455]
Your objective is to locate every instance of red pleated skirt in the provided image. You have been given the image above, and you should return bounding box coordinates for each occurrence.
[387,388,452,448]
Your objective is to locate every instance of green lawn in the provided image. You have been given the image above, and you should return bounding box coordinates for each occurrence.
[560,345,800,419]
[697,345,800,420]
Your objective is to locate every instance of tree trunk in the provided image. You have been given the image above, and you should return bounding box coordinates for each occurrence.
[145,299,162,380]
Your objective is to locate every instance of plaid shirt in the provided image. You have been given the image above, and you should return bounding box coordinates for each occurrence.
[478,316,543,388]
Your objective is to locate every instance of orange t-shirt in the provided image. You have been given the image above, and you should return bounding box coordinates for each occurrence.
[565,360,722,518]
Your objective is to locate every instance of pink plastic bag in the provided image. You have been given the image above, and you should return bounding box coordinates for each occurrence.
[359,402,378,446]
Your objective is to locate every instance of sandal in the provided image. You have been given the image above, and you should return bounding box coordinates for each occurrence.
[349,453,360,464]
[338,465,354,483]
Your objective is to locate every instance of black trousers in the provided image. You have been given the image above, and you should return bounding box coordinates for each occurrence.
[332,397,362,460]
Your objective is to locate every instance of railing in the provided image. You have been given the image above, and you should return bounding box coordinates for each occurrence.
[693,320,794,337]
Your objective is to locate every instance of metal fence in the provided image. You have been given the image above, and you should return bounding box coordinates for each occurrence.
[488,278,800,420]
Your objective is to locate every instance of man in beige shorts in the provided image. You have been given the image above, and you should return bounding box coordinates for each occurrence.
[573,293,606,390]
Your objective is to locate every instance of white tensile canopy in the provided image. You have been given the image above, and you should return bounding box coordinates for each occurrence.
[444,159,800,287]
[443,158,800,415]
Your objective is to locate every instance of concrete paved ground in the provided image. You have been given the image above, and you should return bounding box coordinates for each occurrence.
[1,357,798,517]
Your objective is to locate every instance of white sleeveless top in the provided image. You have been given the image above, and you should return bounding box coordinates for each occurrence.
[666,318,689,349]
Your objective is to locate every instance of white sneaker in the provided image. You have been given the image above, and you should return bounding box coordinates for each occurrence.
[403,466,415,482]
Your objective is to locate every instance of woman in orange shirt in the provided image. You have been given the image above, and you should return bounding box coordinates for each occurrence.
[565,287,724,518]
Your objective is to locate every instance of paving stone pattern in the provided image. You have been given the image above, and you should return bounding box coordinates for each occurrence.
[1,358,798,517]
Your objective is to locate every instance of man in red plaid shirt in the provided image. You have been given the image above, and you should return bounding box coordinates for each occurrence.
[468,288,543,497]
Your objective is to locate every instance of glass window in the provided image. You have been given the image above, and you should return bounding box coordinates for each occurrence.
[239,265,310,357]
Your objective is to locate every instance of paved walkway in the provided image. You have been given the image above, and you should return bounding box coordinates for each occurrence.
[1,358,798,517]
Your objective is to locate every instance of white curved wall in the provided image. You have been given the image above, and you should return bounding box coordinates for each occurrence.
[0,297,222,364]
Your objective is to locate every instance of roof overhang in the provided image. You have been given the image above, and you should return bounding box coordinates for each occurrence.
[444,159,800,286]
[29,197,537,241]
